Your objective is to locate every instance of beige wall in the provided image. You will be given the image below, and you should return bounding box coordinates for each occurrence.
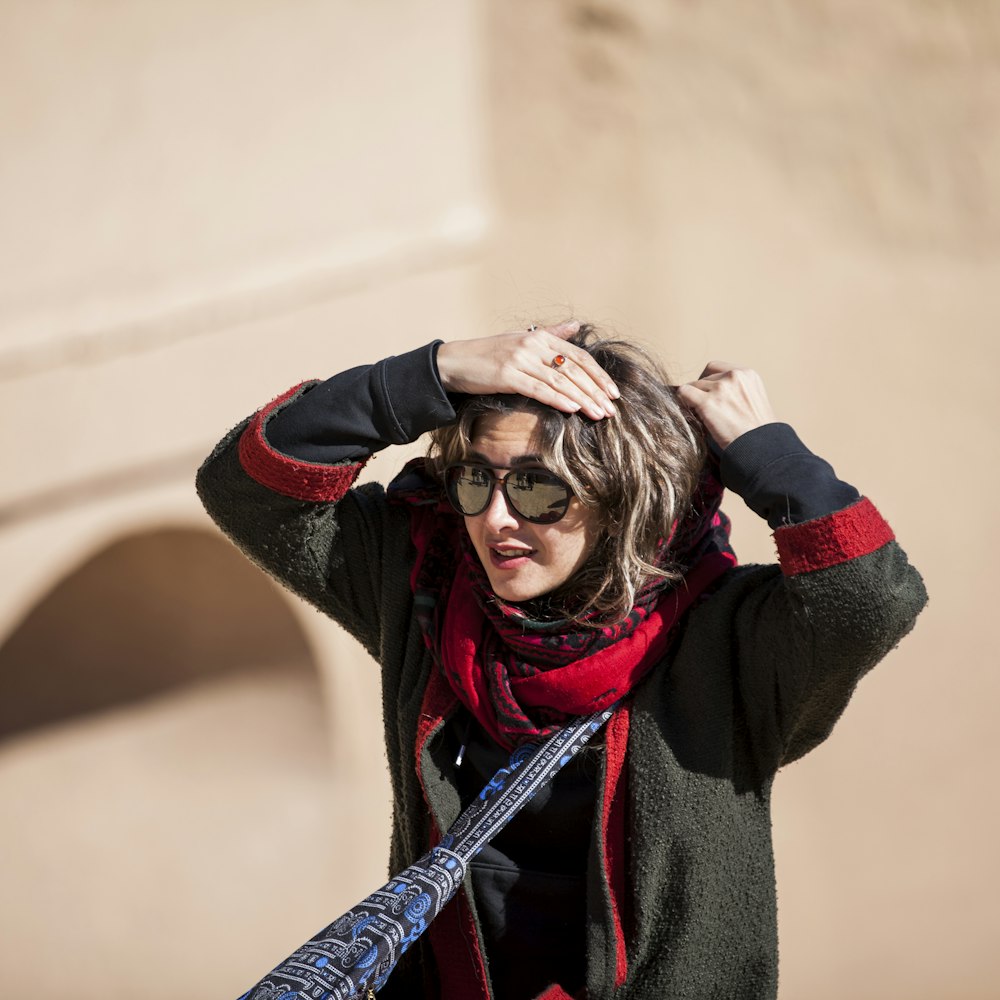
[1,1,996,997]
[0,1,485,996]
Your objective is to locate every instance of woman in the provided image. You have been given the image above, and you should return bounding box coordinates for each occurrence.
[196,321,926,1000]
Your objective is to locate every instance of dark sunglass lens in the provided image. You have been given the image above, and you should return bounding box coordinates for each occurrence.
[506,470,571,523]
[447,465,493,515]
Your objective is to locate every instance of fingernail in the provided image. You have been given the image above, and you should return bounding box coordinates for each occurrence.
[567,320,580,330]
[605,403,617,417]
[608,383,621,399]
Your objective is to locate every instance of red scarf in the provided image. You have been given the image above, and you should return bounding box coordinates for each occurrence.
[388,458,737,750]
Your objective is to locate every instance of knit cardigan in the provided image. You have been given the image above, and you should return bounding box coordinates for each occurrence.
[196,360,927,1000]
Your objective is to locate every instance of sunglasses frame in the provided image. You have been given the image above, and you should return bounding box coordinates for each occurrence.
[443,462,574,524]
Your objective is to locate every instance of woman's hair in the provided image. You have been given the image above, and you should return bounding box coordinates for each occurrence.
[425,324,707,624]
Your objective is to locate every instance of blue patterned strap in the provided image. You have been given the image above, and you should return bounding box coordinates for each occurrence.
[236,703,617,1000]
[445,704,616,862]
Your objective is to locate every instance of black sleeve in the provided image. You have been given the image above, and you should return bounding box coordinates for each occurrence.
[720,423,861,529]
[264,340,456,463]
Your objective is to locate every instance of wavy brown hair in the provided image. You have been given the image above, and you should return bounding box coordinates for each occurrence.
[425,325,707,625]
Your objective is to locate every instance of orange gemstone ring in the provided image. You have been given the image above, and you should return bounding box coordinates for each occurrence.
[550,354,567,369]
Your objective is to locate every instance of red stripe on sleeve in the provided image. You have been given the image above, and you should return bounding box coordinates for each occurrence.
[774,496,895,576]
[237,382,366,502]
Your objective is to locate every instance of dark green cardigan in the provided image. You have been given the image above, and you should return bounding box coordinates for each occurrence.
[196,399,926,1000]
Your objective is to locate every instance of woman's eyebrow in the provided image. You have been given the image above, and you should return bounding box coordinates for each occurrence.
[467,451,545,466]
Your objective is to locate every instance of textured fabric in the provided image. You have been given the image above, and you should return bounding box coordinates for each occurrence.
[263,342,453,464]
[196,380,928,1000]
[238,382,367,502]
[720,422,861,528]
[774,496,894,575]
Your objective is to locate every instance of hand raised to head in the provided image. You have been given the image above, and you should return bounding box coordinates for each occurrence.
[435,322,621,422]
[676,362,778,450]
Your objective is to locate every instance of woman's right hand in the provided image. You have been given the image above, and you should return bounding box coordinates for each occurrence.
[435,322,620,421]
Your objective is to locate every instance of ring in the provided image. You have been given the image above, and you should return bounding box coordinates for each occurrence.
[550,354,566,369]
[527,324,539,332]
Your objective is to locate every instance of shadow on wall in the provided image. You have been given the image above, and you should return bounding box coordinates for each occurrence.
[0,527,315,740]
[0,526,347,998]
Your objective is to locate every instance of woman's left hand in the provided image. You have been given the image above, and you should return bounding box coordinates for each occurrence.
[676,362,778,450]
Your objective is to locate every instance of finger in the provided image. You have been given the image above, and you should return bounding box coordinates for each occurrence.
[523,320,579,341]
[676,374,723,397]
[525,322,621,401]
[544,337,622,403]
[508,344,616,420]
[505,368,588,416]
[675,383,707,408]
[682,366,752,394]
[515,325,619,409]
[683,375,728,392]
[512,360,609,420]
[697,360,745,379]
[544,320,581,338]
[521,341,617,418]
[543,356,617,418]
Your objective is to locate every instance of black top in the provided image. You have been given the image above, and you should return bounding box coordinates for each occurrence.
[444,708,599,998]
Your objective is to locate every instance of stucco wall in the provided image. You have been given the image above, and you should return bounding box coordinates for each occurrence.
[1,1,995,997]
[0,1,485,995]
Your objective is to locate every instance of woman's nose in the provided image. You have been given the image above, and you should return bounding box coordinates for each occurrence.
[481,481,520,530]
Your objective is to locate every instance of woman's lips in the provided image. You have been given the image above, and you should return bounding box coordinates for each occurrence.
[489,546,535,569]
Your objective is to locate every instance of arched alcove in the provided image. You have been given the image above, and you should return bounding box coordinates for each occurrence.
[0,526,315,740]
[0,526,367,998]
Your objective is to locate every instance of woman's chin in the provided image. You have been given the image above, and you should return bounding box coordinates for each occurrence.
[487,570,547,604]
[492,581,542,603]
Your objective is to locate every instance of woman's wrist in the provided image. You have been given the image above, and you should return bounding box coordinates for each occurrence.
[434,340,465,394]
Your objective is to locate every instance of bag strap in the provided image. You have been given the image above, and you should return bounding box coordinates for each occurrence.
[236,702,618,1000]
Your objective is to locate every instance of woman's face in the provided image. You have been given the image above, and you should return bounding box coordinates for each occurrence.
[462,410,600,603]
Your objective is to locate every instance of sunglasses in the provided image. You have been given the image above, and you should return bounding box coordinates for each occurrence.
[443,462,573,524]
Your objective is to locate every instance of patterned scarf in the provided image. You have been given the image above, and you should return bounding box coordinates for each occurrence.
[387,457,737,750]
